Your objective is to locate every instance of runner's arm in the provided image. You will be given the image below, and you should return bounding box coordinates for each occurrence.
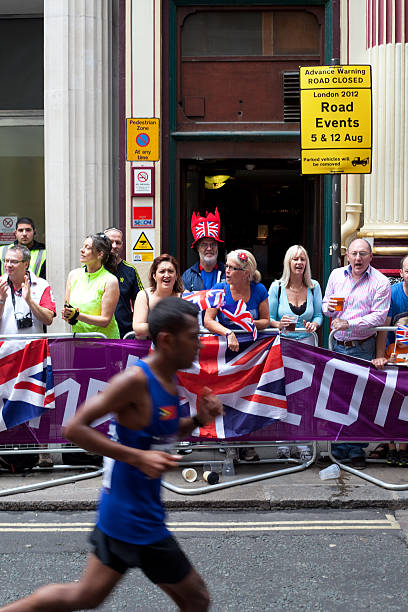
[63,367,179,477]
[178,389,223,437]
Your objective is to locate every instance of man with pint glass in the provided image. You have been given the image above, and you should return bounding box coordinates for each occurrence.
[322,238,390,468]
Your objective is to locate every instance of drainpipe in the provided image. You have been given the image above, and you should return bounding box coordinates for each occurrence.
[341,175,363,253]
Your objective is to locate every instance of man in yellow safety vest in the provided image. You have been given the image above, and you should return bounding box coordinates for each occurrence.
[0,217,46,279]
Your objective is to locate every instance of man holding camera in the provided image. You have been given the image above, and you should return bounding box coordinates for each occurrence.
[0,245,55,335]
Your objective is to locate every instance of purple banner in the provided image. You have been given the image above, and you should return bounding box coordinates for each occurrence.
[248,338,408,442]
[0,338,149,445]
[0,336,407,445]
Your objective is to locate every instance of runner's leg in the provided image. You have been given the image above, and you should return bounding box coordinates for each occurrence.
[158,568,210,612]
[0,554,122,612]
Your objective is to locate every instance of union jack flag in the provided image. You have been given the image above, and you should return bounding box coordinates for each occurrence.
[396,325,408,345]
[195,221,220,241]
[221,299,257,340]
[182,289,225,310]
[0,339,55,431]
[177,333,286,438]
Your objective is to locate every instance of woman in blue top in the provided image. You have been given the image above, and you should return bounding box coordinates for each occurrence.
[204,249,270,352]
[205,249,270,462]
[268,245,322,345]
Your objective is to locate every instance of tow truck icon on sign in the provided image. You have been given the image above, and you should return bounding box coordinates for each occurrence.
[351,156,369,167]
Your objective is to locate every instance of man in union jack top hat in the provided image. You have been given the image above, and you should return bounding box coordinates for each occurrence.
[182,208,226,291]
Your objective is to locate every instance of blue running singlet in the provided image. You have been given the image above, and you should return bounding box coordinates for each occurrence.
[97,360,180,545]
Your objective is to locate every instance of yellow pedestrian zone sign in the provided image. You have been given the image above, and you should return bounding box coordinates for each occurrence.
[127,118,159,162]
[300,65,372,174]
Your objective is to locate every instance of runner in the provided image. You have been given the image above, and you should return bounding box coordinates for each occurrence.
[0,297,222,612]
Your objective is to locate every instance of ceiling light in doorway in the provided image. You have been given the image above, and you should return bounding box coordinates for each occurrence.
[205,175,232,190]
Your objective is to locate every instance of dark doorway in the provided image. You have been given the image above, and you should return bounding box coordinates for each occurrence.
[181,159,321,289]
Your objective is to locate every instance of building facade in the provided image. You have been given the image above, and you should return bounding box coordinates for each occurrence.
[0,0,407,332]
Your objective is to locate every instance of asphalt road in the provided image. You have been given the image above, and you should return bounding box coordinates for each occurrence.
[0,509,407,611]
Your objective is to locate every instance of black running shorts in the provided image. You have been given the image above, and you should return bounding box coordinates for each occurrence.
[90,526,192,584]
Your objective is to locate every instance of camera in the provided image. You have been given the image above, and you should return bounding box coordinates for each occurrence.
[15,312,33,329]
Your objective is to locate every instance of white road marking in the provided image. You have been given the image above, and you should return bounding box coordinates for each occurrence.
[0,515,400,533]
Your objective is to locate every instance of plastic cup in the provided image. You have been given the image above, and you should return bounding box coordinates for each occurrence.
[203,471,219,485]
[182,468,197,483]
[332,297,345,311]
[286,315,298,331]
[318,464,341,480]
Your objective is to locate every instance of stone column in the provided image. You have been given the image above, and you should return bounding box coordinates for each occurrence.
[43,0,112,330]
[360,0,408,248]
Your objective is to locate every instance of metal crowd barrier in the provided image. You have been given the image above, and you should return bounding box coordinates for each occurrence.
[327,326,408,490]
[161,327,319,494]
[0,332,107,496]
[9,326,406,495]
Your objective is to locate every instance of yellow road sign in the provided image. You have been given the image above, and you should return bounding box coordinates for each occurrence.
[127,118,159,162]
[300,65,371,89]
[301,88,371,149]
[301,149,371,174]
[300,65,372,174]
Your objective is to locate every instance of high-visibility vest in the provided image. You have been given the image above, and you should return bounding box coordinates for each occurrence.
[0,244,46,277]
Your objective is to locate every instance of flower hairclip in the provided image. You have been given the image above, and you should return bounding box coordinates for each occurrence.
[238,251,248,263]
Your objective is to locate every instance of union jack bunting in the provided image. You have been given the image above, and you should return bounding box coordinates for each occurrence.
[396,325,408,346]
[177,333,287,438]
[0,339,55,431]
[221,299,257,340]
[182,288,225,310]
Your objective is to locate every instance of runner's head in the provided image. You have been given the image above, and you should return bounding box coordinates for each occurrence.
[148,297,200,369]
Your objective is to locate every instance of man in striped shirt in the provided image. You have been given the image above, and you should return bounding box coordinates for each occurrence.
[322,238,391,467]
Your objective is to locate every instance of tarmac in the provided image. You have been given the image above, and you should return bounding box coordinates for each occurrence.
[1,444,408,511]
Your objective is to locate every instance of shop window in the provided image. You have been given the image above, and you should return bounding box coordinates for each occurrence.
[182,10,320,57]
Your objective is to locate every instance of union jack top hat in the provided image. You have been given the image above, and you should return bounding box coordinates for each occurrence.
[190,207,224,248]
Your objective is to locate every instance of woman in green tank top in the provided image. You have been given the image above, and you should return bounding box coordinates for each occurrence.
[62,233,120,339]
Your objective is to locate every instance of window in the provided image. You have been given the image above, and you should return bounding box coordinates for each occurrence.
[182,10,320,58]
[0,18,44,110]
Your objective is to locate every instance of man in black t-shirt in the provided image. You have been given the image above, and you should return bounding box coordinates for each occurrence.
[105,227,143,338]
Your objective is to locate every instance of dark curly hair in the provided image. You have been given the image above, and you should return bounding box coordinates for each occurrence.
[148,254,184,294]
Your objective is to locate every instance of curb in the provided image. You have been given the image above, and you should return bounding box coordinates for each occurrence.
[2,498,408,512]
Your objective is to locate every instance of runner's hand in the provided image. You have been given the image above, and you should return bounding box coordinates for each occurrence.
[198,387,223,423]
[135,450,181,479]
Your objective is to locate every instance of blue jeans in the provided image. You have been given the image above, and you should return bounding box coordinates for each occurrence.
[331,335,375,459]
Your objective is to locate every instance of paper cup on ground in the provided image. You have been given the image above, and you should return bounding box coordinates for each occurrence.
[318,464,340,480]
[277,446,290,459]
[203,471,219,485]
[332,297,345,311]
[182,468,197,483]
